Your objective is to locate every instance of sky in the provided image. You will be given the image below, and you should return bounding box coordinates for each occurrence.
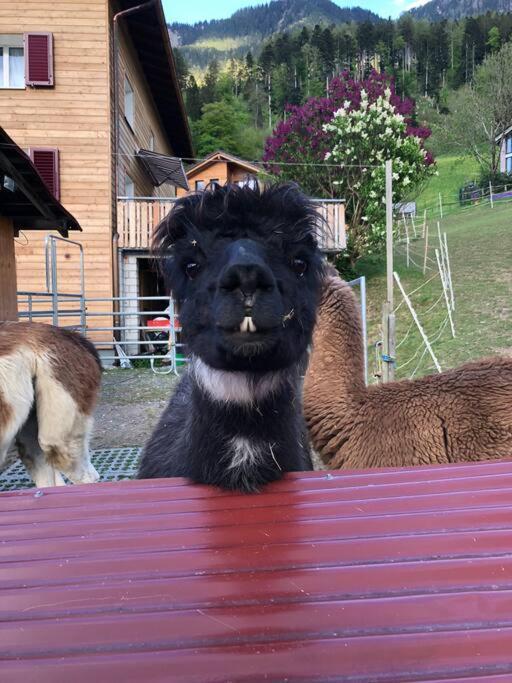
[162,0,430,26]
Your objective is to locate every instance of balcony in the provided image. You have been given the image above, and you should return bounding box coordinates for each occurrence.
[117,197,346,252]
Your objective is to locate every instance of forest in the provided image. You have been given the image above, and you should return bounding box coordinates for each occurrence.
[174,12,512,160]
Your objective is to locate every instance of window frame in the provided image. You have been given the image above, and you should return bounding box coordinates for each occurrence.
[124,74,135,130]
[195,180,205,191]
[505,135,512,174]
[0,35,24,89]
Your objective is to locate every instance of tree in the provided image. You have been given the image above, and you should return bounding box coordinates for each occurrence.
[486,26,501,53]
[264,72,434,266]
[442,41,512,178]
[192,98,265,160]
[324,89,435,262]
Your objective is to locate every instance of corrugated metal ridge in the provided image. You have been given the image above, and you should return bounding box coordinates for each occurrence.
[3,461,512,681]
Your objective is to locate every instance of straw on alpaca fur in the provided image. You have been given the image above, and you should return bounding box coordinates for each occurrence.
[0,322,101,487]
[303,275,512,469]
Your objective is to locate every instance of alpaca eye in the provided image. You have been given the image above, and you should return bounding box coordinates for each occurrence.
[291,258,308,276]
[185,262,200,279]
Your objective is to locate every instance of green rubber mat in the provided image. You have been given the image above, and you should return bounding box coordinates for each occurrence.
[0,447,141,492]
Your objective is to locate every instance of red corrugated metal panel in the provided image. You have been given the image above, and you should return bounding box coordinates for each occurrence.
[2,461,512,681]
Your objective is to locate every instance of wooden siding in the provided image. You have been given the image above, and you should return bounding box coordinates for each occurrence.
[1,1,113,336]
[3,461,512,680]
[115,20,176,200]
[118,198,347,252]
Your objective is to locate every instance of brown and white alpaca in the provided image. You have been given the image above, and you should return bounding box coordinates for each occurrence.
[304,274,512,469]
[0,322,101,487]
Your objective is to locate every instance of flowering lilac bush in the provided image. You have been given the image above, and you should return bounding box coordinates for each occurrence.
[263,71,435,265]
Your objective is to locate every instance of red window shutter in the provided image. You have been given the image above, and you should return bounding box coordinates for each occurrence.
[24,33,54,86]
[29,148,60,200]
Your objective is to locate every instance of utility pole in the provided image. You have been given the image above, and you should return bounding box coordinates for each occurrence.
[382,160,395,382]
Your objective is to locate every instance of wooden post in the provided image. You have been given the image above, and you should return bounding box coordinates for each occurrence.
[383,160,395,382]
[423,224,429,275]
[422,209,427,239]
[0,217,18,322]
[489,181,494,208]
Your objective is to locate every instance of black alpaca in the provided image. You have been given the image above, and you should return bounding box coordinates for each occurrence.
[138,183,324,492]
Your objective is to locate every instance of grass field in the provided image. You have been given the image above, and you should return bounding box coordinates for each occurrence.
[415,155,480,217]
[358,199,512,381]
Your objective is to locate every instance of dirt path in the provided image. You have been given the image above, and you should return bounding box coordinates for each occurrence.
[91,369,180,449]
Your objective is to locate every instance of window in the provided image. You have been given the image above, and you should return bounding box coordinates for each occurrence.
[148,132,155,152]
[0,35,24,88]
[25,33,53,86]
[236,176,257,189]
[124,173,135,197]
[505,136,512,174]
[29,147,60,199]
[195,180,205,191]
[124,75,134,129]
[210,178,220,187]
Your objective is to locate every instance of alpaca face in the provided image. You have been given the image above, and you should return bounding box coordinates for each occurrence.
[154,184,324,372]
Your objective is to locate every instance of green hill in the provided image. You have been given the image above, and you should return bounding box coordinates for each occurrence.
[360,198,512,382]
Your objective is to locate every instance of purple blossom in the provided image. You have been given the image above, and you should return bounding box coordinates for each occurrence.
[263,71,434,172]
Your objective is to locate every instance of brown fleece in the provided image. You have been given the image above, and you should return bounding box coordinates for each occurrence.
[0,322,101,415]
[304,276,512,469]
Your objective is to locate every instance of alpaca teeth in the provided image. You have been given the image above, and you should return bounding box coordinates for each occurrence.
[240,317,257,333]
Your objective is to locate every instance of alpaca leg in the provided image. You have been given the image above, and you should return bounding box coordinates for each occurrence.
[0,359,34,470]
[16,410,66,488]
[35,371,99,485]
[40,414,99,485]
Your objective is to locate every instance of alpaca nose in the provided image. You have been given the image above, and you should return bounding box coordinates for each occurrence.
[220,263,275,305]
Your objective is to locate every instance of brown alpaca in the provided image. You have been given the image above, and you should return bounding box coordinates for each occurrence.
[0,322,102,487]
[304,275,512,469]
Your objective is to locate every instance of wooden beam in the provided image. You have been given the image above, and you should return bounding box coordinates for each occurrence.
[0,151,55,222]
[0,217,18,322]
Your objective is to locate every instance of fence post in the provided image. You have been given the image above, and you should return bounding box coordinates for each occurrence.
[382,159,395,382]
[405,219,410,268]
[423,209,427,239]
[436,249,456,338]
[423,224,429,275]
[443,232,455,311]
[489,181,494,208]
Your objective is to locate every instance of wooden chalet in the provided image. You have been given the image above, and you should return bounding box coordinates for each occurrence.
[0,0,192,338]
[176,150,262,196]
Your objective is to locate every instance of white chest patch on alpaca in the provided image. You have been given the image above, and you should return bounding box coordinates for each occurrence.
[228,437,263,471]
[192,356,285,405]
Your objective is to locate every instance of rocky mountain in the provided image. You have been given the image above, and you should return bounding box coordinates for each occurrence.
[408,0,512,21]
[169,0,380,69]
[170,0,380,46]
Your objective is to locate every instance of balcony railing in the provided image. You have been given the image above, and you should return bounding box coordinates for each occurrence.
[117,197,346,252]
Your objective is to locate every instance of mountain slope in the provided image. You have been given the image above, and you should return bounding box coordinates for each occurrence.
[170,0,380,46]
[408,0,512,20]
